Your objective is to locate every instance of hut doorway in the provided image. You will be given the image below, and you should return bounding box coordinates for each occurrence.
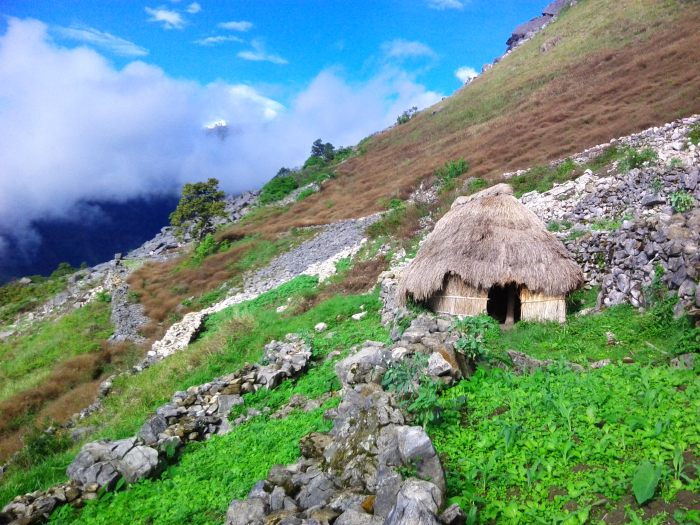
[487,283,521,326]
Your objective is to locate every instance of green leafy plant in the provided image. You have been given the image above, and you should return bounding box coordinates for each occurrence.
[668,158,684,169]
[669,190,694,213]
[407,378,443,428]
[451,315,498,375]
[382,353,429,397]
[296,188,315,202]
[95,291,112,303]
[464,177,488,194]
[689,123,700,146]
[435,158,470,192]
[617,147,657,172]
[631,461,661,505]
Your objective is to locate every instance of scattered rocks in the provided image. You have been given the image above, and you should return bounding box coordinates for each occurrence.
[520,115,699,314]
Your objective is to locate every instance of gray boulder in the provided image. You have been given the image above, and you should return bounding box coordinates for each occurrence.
[335,343,389,387]
[396,426,446,496]
[225,498,267,525]
[138,415,168,445]
[67,438,159,488]
[384,480,442,525]
[335,509,384,525]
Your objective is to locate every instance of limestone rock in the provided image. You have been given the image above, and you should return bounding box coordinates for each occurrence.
[384,480,442,525]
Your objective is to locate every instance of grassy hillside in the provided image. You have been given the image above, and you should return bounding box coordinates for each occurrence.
[235,0,700,235]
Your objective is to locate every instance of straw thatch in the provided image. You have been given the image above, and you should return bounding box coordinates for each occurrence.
[398,184,582,315]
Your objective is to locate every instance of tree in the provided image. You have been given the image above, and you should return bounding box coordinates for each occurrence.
[310,139,335,162]
[169,178,226,241]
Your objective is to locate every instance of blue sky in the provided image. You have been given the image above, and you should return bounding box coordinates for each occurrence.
[2,0,544,101]
[0,0,546,257]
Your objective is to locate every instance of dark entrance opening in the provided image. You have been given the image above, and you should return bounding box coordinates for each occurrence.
[487,283,521,326]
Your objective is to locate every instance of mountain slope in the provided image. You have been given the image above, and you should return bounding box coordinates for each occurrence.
[238,0,700,234]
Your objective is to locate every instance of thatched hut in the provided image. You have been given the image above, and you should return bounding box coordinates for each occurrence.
[398,184,583,324]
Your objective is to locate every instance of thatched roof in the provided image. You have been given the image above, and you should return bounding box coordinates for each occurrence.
[399,183,583,303]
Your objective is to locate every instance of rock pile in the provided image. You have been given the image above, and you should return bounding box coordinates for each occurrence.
[0,336,311,524]
[224,337,456,525]
[520,116,699,311]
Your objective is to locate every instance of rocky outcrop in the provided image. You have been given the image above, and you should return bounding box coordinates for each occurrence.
[520,116,699,312]
[506,1,576,51]
[220,318,467,525]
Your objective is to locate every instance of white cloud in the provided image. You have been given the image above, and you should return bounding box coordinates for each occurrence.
[0,18,441,258]
[218,20,253,32]
[194,35,244,46]
[455,66,478,83]
[237,40,287,65]
[54,25,148,57]
[145,6,185,29]
[186,2,201,14]
[427,0,464,10]
[382,39,436,60]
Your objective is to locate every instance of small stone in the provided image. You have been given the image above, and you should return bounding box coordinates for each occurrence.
[352,311,367,321]
[314,322,328,333]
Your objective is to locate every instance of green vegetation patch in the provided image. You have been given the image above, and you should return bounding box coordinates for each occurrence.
[0,263,82,325]
[0,276,388,505]
[431,364,700,523]
[490,299,697,365]
[51,404,335,525]
[0,300,113,403]
[258,176,299,205]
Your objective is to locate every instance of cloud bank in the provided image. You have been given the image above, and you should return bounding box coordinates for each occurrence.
[0,18,442,258]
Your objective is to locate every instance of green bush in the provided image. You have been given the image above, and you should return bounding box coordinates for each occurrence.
[689,123,700,146]
[396,106,418,125]
[258,176,299,205]
[435,158,470,192]
[669,190,694,213]
[464,177,488,194]
[617,147,657,172]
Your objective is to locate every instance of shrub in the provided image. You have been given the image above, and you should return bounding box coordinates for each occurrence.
[669,190,694,213]
[464,177,488,194]
[258,176,299,205]
[617,147,657,172]
[382,353,429,397]
[689,123,700,146]
[547,220,572,232]
[396,106,418,125]
[436,158,470,192]
[452,315,499,374]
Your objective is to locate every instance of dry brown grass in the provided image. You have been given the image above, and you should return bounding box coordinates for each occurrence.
[0,341,141,461]
[128,237,272,330]
[232,6,700,235]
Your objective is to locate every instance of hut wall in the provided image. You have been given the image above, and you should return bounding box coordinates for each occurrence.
[520,288,566,323]
[429,276,488,316]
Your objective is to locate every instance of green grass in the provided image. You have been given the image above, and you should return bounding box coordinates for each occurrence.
[50,403,336,525]
[509,159,576,197]
[431,363,700,523]
[1,277,69,326]
[0,301,113,402]
[0,276,389,506]
[689,123,700,146]
[489,299,697,365]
